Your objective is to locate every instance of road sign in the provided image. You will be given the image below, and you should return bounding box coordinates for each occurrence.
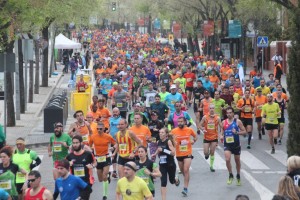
[257,36,268,47]
[228,20,242,38]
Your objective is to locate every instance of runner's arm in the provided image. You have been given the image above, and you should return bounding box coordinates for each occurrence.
[43,189,54,200]
[236,119,247,135]
[199,116,206,132]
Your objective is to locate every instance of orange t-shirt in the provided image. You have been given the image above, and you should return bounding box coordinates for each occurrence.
[170,74,179,85]
[209,75,219,89]
[237,98,255,118]
[203,115,219,141]
[171,127,196,157]
[90,122,98,136]
[89,133,116,156]
[76,123,90,144]
[202,98,213,116]
[220,67,230,81]
[129,125,151,147]
[90,111,101,121]
[108,88,117,98]
[272,92,289,101]
[106,65,117,74]
[97,107,111,128]
[95,68,105,75]
[249,70,257,78]
[254,95,267,117]
[90,103,98,111]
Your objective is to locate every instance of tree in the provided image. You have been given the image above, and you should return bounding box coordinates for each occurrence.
[268,0,300,156]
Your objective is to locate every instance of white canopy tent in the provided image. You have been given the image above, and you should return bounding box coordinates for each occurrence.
[55,33,81,49]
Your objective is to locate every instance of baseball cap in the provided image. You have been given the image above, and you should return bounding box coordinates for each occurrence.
[170,85,177,89]
[112,82,118,86]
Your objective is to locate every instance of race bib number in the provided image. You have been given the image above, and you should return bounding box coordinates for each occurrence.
[119,144,127,151]
[106,89,110,93]
[74,167,85,177]
[171,100,176,105]
[244,106,251,112]
[163,79,169,83]
[269,118,275,123]
[257,105,263,110]
[117,103,123,107]
[97,156,107,163]
[180,145,188,152]
[231,102,236,108]
[82,134,89,143]
[53,144,62,152]
[195,99,199,104]
[207,122,215,130]
[79,87,85,91]
[187,78,192,82]
[159,155,167,164]
[17,172,26,182]
[0,180,11,190]
[123,84,128,88]
[225,136,234,143]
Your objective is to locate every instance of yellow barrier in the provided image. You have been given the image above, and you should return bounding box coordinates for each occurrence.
[70,92,90,116]
[76,74,91,83]
[85,83,93,101]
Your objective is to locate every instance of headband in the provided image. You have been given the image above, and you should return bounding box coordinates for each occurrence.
[124,163,136,172]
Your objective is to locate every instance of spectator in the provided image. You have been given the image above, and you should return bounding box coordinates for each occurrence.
[287,155,300,187]
[271,51,283,65]
[277,175,300,200]
[0,112,6,149]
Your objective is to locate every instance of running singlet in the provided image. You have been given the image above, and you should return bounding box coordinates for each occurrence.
[223,119,240,147]
[25,187,46,200]
[76,124,90,144]
[203,115,219,141]
[172,112,184,128]
[171,127,196,157]
[116,131,136,158]
[202,98,213,115]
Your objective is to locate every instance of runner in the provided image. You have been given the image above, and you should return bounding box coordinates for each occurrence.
[199,104,222,172]
[237,89,255,149]
[221,107,246,186]
[168,102,193,129]
[114,119,141,178]
[129,113,152,149]
[128,103,149,126]
[112,82,130,119]
[262,94,281,154]
[183,67,196,107]
[89,122,117,200]
[170,117,197,197]
[66,135,95,200]
[150,94,169,122]
[254,88,267,140]
[158,85,170,102]
[68,110,92,144]
[165,84,184,113]
[142,82,158,111]
[200,90,213,118]
[151,128,180,200]
[97,99,111,129]
[99,73,113,104]
[135,146,161,197]
[24,170,53,200]
[192,80,205,134]
[116,162,153,200]
[53,159,89,200]
[12,138,41,199]
[274,86,287,145]
[48,122,72,180]
[211,91,226,119]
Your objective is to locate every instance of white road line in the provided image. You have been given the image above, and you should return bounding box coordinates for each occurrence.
[241,151,270,170]
[266,150,287,166]
[33,155,44,171]
[252,171,286,174]
[197,150,227,170]
[242,169,274,200]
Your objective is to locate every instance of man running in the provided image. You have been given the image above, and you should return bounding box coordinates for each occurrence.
[192,80,205,134]
[262,94,281,154]
[199,104,222,172]
[221,107,246,186]
[89,122,117,200]
[66,135,95,200]
[274,85,287,145]
[170,117,197,197]
[68,110,92,144]
[254,88,267,140]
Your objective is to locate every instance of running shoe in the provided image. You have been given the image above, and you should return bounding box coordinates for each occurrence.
[247,145,251,149]
[271,148,275,154]
[182,188,188,197]
[278,139,282,145]
[236,174,241,186]
[197,130,201,135]
[103,196,107,200]
[227,175,234,185]
[175,176,180,187]
[210,167,215,172]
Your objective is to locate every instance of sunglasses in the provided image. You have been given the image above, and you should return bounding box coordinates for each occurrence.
[97,128,104,130]
[28,179,36,183]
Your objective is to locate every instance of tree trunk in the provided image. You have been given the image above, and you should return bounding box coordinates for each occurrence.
[6,41,15,126]
[41,26,49,87]
[34,40,40,94]
[187,33,194,55]
[28,60,33,103]
[194,34,201,55]
[287,6,300,157]
[18,38,25,113]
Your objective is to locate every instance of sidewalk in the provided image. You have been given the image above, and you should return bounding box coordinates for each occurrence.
[0,64,64,146]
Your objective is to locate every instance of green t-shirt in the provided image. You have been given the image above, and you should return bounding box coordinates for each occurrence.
[0,171,17,196]
[159,92,170,102]
[262,103,281,124]
[0,124,5,143]
[174,77,186,91]
[50,133,72,161]
[136,161,158,192]
[212,98,226,118]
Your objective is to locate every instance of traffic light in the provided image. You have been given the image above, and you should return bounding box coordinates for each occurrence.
[112,2,116,11]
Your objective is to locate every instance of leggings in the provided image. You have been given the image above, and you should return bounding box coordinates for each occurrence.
[160,163,176,187]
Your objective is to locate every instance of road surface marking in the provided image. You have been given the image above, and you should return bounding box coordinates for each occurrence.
[266,150,287,166]
[242,169,274,200]
[241,151,270,170]
[197,150,227,170]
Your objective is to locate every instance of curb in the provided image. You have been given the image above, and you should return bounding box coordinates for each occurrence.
[34,73,63,118]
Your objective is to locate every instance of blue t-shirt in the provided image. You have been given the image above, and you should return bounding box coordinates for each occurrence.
[54,174,87,200]
[100,78,113,94]
[165,93,183,113]
[202,80,214,93]
[109,116,122,139]
[0,188,9,200]
[253,76,262,88]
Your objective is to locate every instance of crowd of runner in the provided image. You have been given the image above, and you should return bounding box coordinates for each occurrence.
[0,29,297,200]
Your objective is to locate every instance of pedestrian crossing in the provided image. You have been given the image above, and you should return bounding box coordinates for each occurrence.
[195,149,287,171]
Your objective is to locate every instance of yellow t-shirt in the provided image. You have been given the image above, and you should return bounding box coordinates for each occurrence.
[116,176,152,200]
[261,103,281,124]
